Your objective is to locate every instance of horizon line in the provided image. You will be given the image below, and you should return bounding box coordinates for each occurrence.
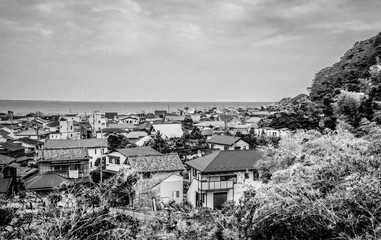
[0,99,277,103]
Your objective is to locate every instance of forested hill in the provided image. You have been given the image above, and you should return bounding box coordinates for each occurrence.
[263,32,381,131]
[310,32,381,103]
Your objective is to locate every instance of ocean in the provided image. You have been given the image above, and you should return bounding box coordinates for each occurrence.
[0,100,274,115]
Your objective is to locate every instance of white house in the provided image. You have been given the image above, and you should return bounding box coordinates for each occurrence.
[185,150,263,209]
[207,135,249,150]
[119,115,140,125]
[89,112,107,134]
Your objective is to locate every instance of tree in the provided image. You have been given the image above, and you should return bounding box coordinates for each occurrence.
[108,134,129,150]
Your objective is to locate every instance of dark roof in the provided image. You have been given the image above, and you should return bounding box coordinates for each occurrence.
[116,146,161,157]
[0,154,15,165]
[128,153,184,172]
[47,121,60,127]
[0,178,12,193]
[0,130,12,140]
[44,139,107,149]
[41,148,88,162]
[207,135,242,146]
[96,128,128,134]
[185,150,264,173]
[25,173,73,191]
[13,137,43,146]
[1,141,25,151]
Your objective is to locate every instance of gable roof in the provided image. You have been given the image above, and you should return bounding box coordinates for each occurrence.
[152,124,183,138]
[44,139,107,149]
[16,129,49,136]
[25,173,72,191]
[207,135,242,146]
[185,150,263,173]
[41,148,88,162]
[0,154,15,165]
[13,137,43,146]
[116,146,161,157]
[1,141,25,151]
[128,153,184,172]
[126,131,147,139]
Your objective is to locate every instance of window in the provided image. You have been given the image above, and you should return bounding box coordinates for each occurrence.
[171,191,180,198]
[253,170,259,180]
[192,168,197,177]
[94,149,97,154]
[224,146,229,150]
[244,172,250,179]
[142,172,152,179]
[116,158,120,165]
[243,146,247,150]
[109,158,112,164]
[70,126,73,130]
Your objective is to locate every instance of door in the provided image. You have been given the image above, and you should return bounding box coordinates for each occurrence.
[213,192,228,209]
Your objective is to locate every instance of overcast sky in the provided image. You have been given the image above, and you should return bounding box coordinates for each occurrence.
[0,0,380,102]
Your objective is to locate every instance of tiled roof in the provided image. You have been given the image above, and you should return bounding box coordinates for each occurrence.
[16,129,49,136]
[126,131,147,139]
[186,150,263,173]
[0,154,15,165]
[44,139,107,149]
[25,173,73,191]
[207,135,242,146]
[152,124,184,138]
[1,141,25,151]
[41,148,88,161]
[128,153,184,172]
[116,146,161,157]
[13,137,43,146]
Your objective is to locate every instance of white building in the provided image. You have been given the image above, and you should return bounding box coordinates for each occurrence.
[89,112,107,135]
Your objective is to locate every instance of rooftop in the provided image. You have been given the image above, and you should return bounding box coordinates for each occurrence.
[116,146,161,157]
[128,153,184,173]
[44,139,107,149]
[41,148,88,162]
[186,150,263,173]
[207,135,242,146]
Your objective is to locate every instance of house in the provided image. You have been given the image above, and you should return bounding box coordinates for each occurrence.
[119,115,142,125]
[0,154,18,195]
[63,114,81,123]
[0,141,25,157]
[185,150,263,209]
[15,129,50,140]
[96,128,128,139]
[155,110,167,119]
[105,147,184,207]
[207,135,249,150]
[194,121,225,130]
[105,112,118,121]
[254,127,290,137]
[12,137,43,153]
[129,153,184,207]
[149,124,184,138]
[44,139,108,169]
[25,148,90,192]
[132,135,152,147]
[106,146,162,166]
[58,118,80,140]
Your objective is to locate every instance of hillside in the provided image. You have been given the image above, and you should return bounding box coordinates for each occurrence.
[309,32,381,102]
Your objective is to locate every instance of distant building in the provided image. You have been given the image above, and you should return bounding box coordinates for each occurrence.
[149,124,184,138]
[207,135,249,150]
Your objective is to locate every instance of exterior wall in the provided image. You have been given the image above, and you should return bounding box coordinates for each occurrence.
[209,140,249,151]
[87,147,108,169]
[38,160,90,179]
[134,136,152,147]
[158,174,183,204]
[234,140,250,150]
[106,152,127,165]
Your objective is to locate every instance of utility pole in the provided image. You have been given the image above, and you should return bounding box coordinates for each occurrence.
[100,127,103,183]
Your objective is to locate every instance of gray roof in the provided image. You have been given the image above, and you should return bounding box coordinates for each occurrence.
[207,135,242,146]
[0,154,15,165]
[44,139,107,149]
[116,146,161,157]
[128,153,184,172]
[41,148,89,162]
[186,150,263,173]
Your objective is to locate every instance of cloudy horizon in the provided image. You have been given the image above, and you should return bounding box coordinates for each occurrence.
[0,0,380,102]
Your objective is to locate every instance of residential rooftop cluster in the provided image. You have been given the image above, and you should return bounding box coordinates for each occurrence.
[0,105,291,209]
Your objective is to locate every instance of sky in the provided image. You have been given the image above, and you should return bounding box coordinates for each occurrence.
[0,0,380,102]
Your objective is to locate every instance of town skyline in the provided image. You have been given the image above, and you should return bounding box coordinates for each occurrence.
[1,0,380,102]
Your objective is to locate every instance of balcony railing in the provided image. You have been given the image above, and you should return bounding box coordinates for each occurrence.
[198,180,234,190]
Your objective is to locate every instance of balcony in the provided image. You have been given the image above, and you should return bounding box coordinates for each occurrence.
[198,180,234,191]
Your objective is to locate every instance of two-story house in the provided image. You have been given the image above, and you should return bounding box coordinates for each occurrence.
[44,139,108,169]
[185,150,263,209]
[25,148,90,192]
[207,135,249,150]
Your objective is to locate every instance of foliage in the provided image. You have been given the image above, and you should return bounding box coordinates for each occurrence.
[108,133,130,150]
